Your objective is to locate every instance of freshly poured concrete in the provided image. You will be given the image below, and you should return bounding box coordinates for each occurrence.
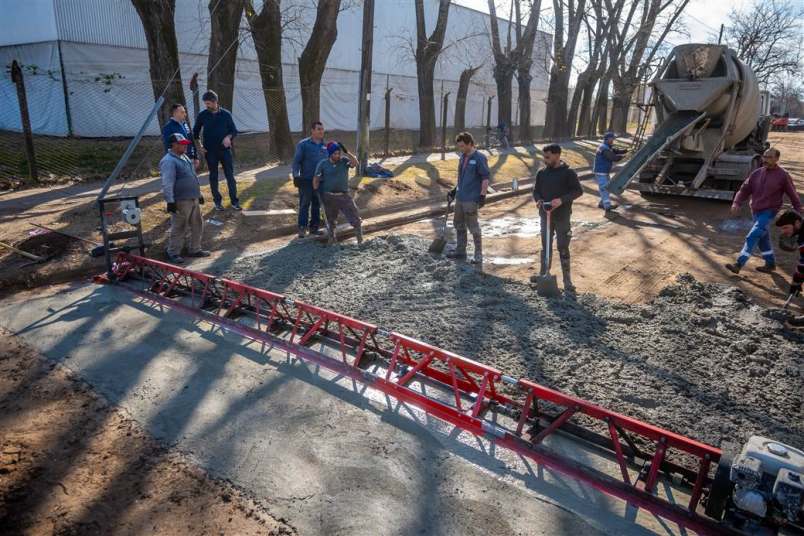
[1,282,691,535]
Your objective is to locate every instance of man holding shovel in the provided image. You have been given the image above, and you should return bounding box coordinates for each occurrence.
[313,142,361,245]
[531,144,583,294]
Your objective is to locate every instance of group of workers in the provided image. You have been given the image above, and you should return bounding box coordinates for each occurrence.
[157,100,803,322]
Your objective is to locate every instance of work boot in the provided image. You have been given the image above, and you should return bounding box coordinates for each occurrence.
[560,257,575,294]
[449,230,468,260]
[355,225,364,245]
[471,235,482,264]
[326,226,337,245]
[298,228,306,239]
[725,263,742,274]
[755,263,777,274]
[166,253,185,264]
[186,250,211,258]
[446,250,467,260]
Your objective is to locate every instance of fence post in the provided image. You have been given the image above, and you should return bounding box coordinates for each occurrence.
[441,91,450,160]
[11,60,38,183]
[56,40,73,137]
[485,95,495,147]
[384,74,392,157]
[190,72,200,121]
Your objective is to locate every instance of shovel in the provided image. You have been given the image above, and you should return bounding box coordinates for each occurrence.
[536,206,561,298]
[428,195,453,254]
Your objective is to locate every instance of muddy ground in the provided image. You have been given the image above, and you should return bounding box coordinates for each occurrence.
[0,329,295,536]
[223,235,803,451]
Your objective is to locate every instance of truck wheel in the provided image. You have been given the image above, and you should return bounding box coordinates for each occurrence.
[705,454,734,521]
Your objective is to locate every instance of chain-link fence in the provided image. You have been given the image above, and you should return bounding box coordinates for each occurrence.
[1,56,550,188]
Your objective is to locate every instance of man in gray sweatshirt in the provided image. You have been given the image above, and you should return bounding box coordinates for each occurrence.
[160,133,209,264]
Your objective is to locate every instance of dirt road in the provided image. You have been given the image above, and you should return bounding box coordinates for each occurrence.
[0,329,295,536]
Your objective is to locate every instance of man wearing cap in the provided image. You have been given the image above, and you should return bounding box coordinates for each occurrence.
[775,210,804,329]
[292,121,327,238]
[193,90,241,211]
[726,147,802,275]
[593,132,627,213]
[162,103,200,171]
[160,133,209,264]
[313,142,361,245]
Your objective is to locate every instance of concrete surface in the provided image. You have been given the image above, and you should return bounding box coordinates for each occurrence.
[0,281,692,535]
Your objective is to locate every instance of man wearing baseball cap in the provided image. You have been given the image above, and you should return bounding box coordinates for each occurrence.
[593,132,627,213]
[160,133,209,263]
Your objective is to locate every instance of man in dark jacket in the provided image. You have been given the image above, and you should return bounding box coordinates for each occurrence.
[775,210,804,329]
[531,144,583,293]
[162,103,199,171]
[193,90,240,211]
[292,121,327,238]
[593,131,627,212]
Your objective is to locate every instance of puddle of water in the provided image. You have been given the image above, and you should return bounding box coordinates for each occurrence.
[485,256,536,266]
[481,216,541,237]
[717,218,753,234]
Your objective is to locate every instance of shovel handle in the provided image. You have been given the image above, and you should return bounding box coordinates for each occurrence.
[783,293,796,309]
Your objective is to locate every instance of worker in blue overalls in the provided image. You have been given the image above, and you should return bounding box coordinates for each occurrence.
[593,132,627,213]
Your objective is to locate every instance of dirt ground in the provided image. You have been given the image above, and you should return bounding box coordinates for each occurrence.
[0,328,295,536]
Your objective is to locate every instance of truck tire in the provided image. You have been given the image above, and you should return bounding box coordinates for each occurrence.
[705,454,734,521]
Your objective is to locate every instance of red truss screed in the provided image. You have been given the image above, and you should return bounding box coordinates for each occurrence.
[97,253,736,536]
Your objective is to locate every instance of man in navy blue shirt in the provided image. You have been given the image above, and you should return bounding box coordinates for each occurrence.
[447,132,489,264]
[162,104,200,171]
[193,90,240,211]
[593,131,627,212]
[292,121,327,238]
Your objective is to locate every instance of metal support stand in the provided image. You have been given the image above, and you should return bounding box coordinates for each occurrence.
[98,196,146,281]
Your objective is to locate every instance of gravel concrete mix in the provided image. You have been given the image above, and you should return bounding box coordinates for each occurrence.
[222,235,803,451]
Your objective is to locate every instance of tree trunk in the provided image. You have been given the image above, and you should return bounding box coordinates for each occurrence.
[566,70,590,138]
[593,79,609,135]
[131,0,185,128]
[609,78,633,134]
[544,67,572,139]
[493,62,515,131]
[414,0,451,149]
[207,0,244,112]
[299,0,341,130]
[246,0,294,161]
[576,79,596,136]
[454,66,478,131]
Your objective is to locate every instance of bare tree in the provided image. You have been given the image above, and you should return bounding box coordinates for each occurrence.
[454,65,481,131]
[131,0,185,127]
[298,0,342,130]
[567,0,609,137]
[245,0,294,161]
[414,0,451,149]
[514,0,542,142]
[771,76,804,116]
[488,0,541,137]
[543,0,587,140]
[724,0,803,86]
[608,0,689,134]
[207,0,245,112]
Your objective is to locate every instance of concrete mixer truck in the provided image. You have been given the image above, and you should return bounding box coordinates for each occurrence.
[607,44,771,200]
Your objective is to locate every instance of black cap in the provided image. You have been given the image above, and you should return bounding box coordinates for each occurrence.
[775,210,802,227]
[202,90,218,102]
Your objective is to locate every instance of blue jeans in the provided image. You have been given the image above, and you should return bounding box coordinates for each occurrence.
[297,180,321,231]
[205,147,238,206]
[595,173,611,209]
[737,209,776,267]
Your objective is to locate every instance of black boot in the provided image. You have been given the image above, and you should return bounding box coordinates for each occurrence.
[471,235,483,264]
[560,255,575,294]
[448,229,468,259]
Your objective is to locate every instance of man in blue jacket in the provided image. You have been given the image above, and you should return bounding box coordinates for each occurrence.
[593,132,627,213]
[292,121,327,238]
[162,103,199,171]
[447,132,489,264]
[193,90,240,211]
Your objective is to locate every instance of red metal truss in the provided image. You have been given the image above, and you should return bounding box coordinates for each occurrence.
[97,253,736,535]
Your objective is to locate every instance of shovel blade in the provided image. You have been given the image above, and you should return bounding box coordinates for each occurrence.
[428,236,447,254]
[536,274,561,298]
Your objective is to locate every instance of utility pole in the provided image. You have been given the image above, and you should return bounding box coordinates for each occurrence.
[11,60,38,183]
[356,0,375,176]
[717,24,724,45]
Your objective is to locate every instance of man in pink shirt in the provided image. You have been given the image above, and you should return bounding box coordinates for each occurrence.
[726,148,802,274]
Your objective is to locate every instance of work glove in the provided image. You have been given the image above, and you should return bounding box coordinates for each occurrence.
[338,142,348,153]
[447,187,457,202]
[478,195,486,208]
[791,282,802,296]
[198,196,205,205]
[166,202,177,213]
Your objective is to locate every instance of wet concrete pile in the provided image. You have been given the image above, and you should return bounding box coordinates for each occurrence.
[223,235,803,450]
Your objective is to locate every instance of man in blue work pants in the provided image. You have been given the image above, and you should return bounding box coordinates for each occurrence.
[292,121,328,237]
[737,210,777,268]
